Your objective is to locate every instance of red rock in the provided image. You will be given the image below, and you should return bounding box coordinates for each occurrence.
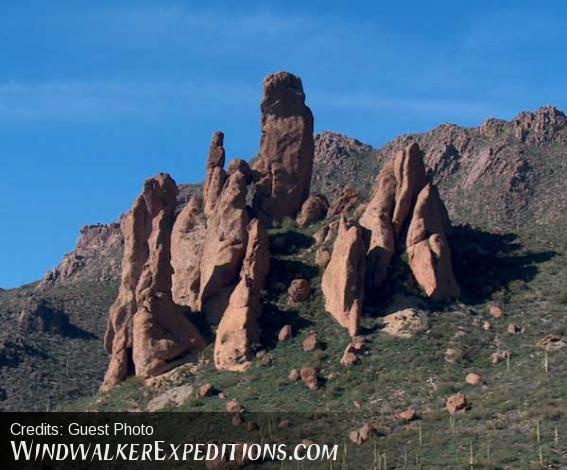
[349,422,376,445]
[302,334,319,352]
[315,247,331,268]
[399,409,417,421]
[300,367,319,390]
[203,132,227,218]
[196,383,215,398]
[253,71,314,222]
[321,217,366,337]
[278,325,292,342]
[214,219,270,371]
[490,350,510,365]
[102,174,205,391]
[288,278,311,304]
[446,393,468,414]
[288,369,300,382]
[488,305,504,319]
[297,194,329,227]
[327,185,360,217]
[465,373,481,386]
[225,400,243,414]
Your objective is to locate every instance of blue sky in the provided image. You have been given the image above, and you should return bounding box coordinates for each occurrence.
[1,1,566,288]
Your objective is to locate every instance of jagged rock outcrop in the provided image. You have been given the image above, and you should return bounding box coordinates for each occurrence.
[102,174,205,391]
[253,71,314,222]
[214,219,270,371]
[296,194,329,227]
[321,217,366,336]
[327,185,361,218]
[37,223,122,289]
[203,132,227,218]
[405,184,460,300]
[198,169,250,321]
[171,196,206,310]
[18,298,70,335]
[360,143,459,300]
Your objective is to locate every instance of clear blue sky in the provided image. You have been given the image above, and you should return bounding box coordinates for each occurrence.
[1,1,566,288]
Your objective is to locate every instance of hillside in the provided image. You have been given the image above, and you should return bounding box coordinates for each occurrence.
[0,75,566,467]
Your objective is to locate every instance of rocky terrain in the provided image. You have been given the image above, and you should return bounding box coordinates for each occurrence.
[1,71,566,467]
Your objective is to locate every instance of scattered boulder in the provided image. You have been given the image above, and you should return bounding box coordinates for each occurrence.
[340,344,358,366]
[465,373,482,386]
[482,321,492,330]
[196,383,216,399]
[278,325,292,342]
[288,278,311,304]
[490,350,511,365]
[297,194,329,227]
[302,334,319,352]
[399,409,418,422]
[214,219,270,371]
[300,367,319,390]
[253,71,314,222]
[382,309,428,339]
[288,369,300,382]
[321,217,366,336]
[488,305,504,319]
[507,323,522,335]
[327,185,360,218]
[225,400,244,414]
[349,423,376,445]
[446,393,468,414]
[536,334,567,351]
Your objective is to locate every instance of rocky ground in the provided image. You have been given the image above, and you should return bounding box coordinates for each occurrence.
[1,71,566,467]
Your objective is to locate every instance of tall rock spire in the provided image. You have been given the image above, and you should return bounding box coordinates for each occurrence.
[253,71,314,222]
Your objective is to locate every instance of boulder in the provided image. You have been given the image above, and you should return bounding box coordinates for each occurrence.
[382,309,428,339]
[349,423,376,445]
[170,196,206,310]
[302,334,319,352]
[288,278,311,304]
[488,304,504,319]
[203,132,227,218]
[327,185,360,218]
[253,71,314,222]
[300,367,319,390]
[315,247,331,268]
[296,194,328,227]
[407,234,460,300]
[278,325,292,342]
[446,393,468,414]
[214,219,270,371]
[321,217,366,336]
[465,373,482,386]
[536,334,567,351]
[288,369,300,382]
[102,174,205,391]
[196,383,216,398]
[146,384,193,412]
[399,409,417,421]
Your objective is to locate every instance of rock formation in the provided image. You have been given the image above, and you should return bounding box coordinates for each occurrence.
[360,143,460,300]
[37,223,122,289]
[198,168,250,321]
[327,185,360,218]
[170,196,206,310]
[253,71,314,222]
[321,217,366,336]
[203,132,227,218]
[296,194,328,227]
[214,219,270,371]
[102,174,205,391]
